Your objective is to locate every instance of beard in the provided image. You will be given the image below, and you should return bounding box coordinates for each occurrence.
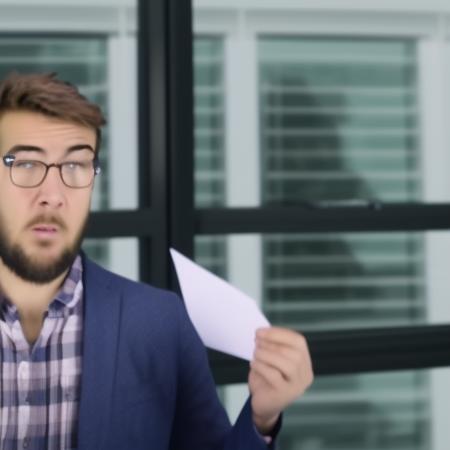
[0,213,88,284]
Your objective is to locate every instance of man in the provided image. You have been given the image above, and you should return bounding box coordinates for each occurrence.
[0,72,313,450]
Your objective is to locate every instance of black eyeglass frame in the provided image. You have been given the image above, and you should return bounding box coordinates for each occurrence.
[2,153,101,189]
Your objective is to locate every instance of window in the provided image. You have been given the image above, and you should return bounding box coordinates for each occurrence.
[259,38,424,332]
[192,5,450,450]
[281,369,431,450]
[1,2,448,449]
[259,38,419,204]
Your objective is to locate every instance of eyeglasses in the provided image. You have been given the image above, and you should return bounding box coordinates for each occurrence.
[2,154,101,188]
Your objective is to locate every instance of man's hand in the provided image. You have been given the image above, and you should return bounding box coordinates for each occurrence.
[249,327,314,435]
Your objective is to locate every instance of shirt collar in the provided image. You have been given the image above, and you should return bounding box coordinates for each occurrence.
[53,254,83,308]
[0,254,83,317]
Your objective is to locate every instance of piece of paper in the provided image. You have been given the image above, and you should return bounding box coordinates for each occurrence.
[170,248,270,361]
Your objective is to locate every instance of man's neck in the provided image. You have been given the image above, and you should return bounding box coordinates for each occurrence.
[0,259,68,317]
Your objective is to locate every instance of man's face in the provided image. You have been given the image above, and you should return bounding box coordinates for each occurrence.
[0,110,97,284]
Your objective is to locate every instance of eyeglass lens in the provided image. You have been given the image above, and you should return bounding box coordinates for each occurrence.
[11,160,96,188]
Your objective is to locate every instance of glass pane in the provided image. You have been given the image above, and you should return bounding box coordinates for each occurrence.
[194,233,450,450]
[259,38,420,205]
[194,37,226,208]
[192,29,448,207]
[285,371,430,450]
[83,237,138,281]
[220,368,450,450]
[194,37,228,276]
[195,235,228,278]
[263,232,425,331]
[194,232,450,331]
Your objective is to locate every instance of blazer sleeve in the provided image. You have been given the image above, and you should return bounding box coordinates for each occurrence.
[168,294,278,450]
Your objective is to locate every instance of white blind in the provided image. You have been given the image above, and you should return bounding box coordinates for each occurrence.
[194,37,227,277]
[259,37,428,450]
[260,38,420,204]
[264,232,424,331]
[194,37,226,208]
[259,37,424,328]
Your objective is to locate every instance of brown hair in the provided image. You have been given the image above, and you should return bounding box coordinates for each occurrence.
[0,72,106,153]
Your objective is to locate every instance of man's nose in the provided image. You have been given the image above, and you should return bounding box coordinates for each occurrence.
[37,166,65,208]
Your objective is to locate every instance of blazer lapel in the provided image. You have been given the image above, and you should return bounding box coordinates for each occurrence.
[77,257,122,450]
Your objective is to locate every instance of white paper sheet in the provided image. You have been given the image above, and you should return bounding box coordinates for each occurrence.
[170,248,270,361]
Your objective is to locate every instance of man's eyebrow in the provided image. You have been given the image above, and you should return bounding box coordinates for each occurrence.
[6,145,45,155]
[6,144,95,155]
[66,144,95,154]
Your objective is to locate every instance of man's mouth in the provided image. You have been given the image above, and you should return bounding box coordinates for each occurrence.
[31,224,59,237]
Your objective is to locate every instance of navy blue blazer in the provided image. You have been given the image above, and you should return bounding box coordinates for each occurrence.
[76,256,275,449]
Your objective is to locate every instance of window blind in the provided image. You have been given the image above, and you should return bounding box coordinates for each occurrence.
[194,37,227,277]
[259,37,427,450]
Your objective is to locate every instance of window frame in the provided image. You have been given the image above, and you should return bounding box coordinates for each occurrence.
[0,0,448,382]
[185,1,450,382]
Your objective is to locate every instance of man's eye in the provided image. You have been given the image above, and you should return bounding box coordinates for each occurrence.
[64,161,89,171]
[14,160,38,170]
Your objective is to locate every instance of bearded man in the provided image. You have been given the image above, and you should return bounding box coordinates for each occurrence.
[0,72,313,450]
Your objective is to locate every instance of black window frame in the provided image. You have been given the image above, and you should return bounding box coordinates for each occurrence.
[85,0,450,384]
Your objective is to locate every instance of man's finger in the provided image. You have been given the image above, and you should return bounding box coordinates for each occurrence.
[256,327,309,352]
[250,359,285,389]
[253,346,301,382]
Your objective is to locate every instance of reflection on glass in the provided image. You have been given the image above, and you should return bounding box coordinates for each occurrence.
[259,38,419,204]
[194,231,440,450]
[194,37,226,208]
[280,370,430,450]
[263,232,425,331]
[82,238,138,281]
[194,37,227,275]
[192,17,439,450]
[195,235,228,279]
[257,42,426,448]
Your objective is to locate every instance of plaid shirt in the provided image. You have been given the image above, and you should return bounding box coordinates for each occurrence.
[0,255,83,450]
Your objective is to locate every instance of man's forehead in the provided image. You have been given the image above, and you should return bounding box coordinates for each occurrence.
[0,112,94,136]
[0,110,96,153]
